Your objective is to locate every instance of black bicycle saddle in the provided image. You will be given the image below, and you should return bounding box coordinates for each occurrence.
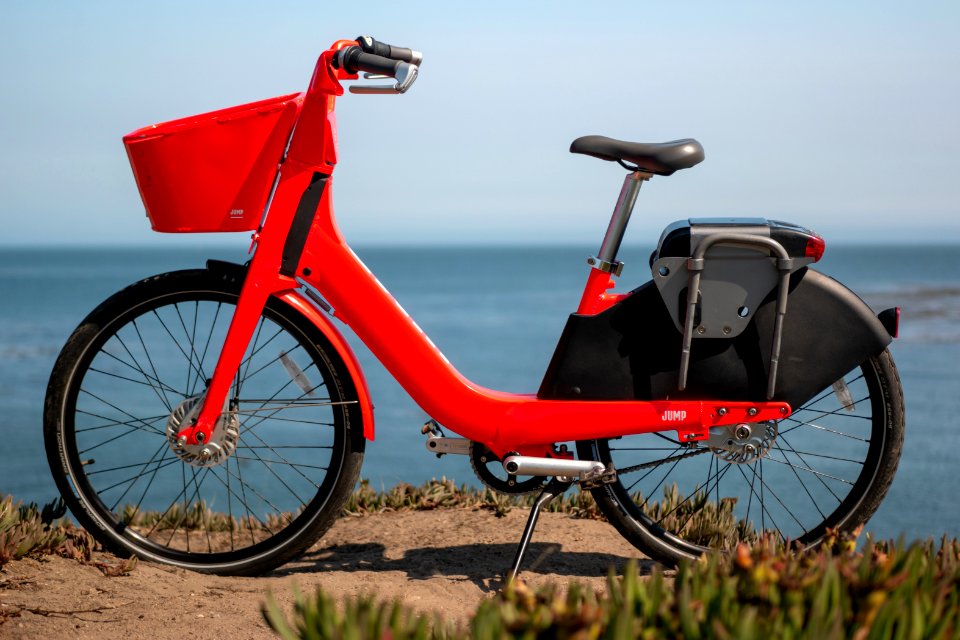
[570,136,705,175]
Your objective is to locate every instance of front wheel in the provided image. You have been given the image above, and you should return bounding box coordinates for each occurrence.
[44,268,365,575]
[578,350,904,565]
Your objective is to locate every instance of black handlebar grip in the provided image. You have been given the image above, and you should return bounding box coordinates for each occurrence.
[335,46,403,77]
[355,35,420,64]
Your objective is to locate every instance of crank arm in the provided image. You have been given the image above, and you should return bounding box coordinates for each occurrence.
[424,433,472,456]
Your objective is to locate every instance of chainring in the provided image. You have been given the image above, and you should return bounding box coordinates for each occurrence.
[469,443,546,495]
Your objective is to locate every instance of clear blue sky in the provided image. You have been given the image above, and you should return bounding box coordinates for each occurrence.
[1,0,957,246]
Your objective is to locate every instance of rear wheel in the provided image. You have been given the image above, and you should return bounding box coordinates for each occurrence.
[44,268,365,575]
[578,350,904,565]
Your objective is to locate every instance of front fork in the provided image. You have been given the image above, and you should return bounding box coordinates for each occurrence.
[174,168,315,447]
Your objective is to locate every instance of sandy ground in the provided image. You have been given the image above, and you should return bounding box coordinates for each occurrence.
[0,508,656,639]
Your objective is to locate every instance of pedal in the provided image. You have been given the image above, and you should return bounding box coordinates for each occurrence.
[421,419,443,436]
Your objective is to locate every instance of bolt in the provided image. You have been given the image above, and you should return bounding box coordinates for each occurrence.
[697,326,706,335]
[176,436,187,448]
[195,432,206,444]
[747,407,758,417]
[780,407,788,414]
[722,326,732,335]
[717,407,728,417]
[735,425,751,440]
[199,447,212,460]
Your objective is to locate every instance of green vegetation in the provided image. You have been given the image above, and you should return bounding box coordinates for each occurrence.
[263,534,960,639]
[0,495,93,565]
[8,482,959,639]
[343,478,601,520]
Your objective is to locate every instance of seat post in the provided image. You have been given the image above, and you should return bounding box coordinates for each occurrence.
[594,171,651,272]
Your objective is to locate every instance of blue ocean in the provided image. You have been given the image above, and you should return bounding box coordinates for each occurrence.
[1,244,958,541]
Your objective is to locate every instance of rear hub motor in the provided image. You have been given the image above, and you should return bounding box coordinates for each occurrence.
[707,420,778,464]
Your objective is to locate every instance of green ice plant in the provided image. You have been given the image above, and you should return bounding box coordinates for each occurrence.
[263,533,960,640]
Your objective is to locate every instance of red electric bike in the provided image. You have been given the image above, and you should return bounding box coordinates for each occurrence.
[44,37,904,578]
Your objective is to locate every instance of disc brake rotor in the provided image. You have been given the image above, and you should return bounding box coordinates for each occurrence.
[166,396,240,468]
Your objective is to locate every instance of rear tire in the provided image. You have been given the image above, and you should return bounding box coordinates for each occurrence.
[44,268,365,575]
[578,350,904,566]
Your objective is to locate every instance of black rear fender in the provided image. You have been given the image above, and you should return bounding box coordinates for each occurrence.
[538,268,892,409]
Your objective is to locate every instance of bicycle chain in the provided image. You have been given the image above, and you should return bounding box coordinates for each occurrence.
[614,446,711,476]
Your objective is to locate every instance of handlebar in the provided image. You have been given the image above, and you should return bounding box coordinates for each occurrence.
[355,35,423,66]
[332,37,421,95]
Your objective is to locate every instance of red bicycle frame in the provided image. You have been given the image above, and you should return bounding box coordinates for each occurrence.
[176,40,790,459]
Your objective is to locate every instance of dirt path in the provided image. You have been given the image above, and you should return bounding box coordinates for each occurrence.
[0,508,655,639]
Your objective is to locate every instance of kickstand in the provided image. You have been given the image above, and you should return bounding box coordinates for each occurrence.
[505,477,573,582]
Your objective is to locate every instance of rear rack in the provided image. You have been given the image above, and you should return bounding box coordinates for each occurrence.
[676,234,795,399]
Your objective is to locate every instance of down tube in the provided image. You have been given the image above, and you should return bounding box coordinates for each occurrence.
[300,238,785,451]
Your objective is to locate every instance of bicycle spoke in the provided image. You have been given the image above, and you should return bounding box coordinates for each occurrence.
[734,462,785,541]
[131,318,178,411]
[126,446,177,526]
[152,309,208,384]
[95,348,183,398]
[657,458,732,529]
[239,344,311,389]
[623,447,683,493]
[793,373,865,412]
[216,462,295,526]
[637,454,686,510]
[77,391,167,436]
[109,333,176,411]
[192,301,223,397]
[165,466,210,549]
[772,444,827,520]
[177,301,202,397]
[75,412,169,434]
[98,456,180,498]
[752,461,807,533]
[237,429,319,497]
[237,319,270,397]
[232,456,329,471]
[78,422,163,455]
[775,431,846,502]
[764,451,854,486]
[779,417,870,442]
[671,464,735,537]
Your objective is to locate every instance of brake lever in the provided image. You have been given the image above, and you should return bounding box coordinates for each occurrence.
[349,63,419,95]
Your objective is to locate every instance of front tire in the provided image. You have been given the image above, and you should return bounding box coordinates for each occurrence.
[578,350,904,565]
[44,269,365,575]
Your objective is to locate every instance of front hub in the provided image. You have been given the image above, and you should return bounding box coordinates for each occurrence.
[166,396,239,468]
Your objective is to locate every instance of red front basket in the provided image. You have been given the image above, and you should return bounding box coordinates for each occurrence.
[123,93,304,233]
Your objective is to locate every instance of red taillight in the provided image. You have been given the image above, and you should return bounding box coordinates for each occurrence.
[805,234,826,262]
[879,307,901,338]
